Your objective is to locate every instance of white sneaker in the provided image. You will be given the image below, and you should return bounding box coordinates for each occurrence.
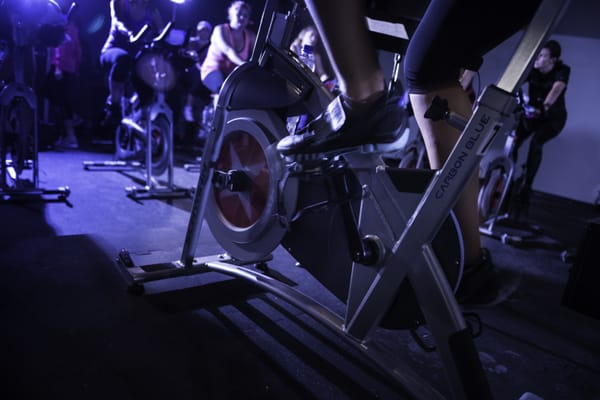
[183,105,194,122]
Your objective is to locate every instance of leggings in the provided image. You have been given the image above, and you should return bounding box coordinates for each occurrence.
[46,65,75,120]
[99,46,152,103]
[99,46,133,83]
[513,114,566,187]
[202,70,226,94]
[404,0,541,92]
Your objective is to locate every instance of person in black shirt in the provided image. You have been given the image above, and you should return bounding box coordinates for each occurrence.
[99,0,163,128]
[512,39,570,214]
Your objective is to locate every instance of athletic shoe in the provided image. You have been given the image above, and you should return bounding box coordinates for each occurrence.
[456,248,501,306]
[276,91,405,156]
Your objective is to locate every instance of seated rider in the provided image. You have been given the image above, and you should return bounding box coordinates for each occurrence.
[290,25,329,82]
[200,1,256,94]
[276,0,542,305]
[99,0,164,128]
[511,39,570,216]
[181,20,213,123]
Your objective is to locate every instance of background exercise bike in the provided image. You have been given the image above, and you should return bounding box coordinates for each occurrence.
[83,0,191,200]
[115,0,570,398]
[0,0,73,202]
[478,90,574,260]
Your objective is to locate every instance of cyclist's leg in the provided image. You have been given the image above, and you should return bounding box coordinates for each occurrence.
[406,0,539,267]
[100,47,132,126]
[523,118,565,187]
[201,70,225,95]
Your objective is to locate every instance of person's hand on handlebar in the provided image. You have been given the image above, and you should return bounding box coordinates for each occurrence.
[523,104,543,119]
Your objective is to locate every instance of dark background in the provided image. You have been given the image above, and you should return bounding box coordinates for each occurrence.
[59,0,274,140]
[1,0,598,160]
[43,0,600,141]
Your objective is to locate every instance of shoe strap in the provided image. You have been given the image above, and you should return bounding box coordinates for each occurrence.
[302,96,347,138]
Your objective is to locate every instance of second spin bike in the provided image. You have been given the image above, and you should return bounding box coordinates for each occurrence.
[84,0,190,200]
[115,0,570,398]
[0,0,73,202]
[478,92,574,260]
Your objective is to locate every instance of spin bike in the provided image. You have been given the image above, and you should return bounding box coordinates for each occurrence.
[478,93,573,259]
[478,94,527,242]
[0,0,72,202]
[116,0,569,398]
[83,1,190,200]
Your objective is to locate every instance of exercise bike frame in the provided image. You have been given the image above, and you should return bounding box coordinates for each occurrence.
[83,20,190,201]
[116,0,569,398]
[478,110,573,257]
[478,124,518,232]
[0,0,71,202]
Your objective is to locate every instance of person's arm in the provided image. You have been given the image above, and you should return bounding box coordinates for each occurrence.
[542,80,566,112]
[111,0,130,36]
[211,25,246,66]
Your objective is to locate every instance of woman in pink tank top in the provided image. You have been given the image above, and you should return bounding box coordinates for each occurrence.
[200,1,256,94]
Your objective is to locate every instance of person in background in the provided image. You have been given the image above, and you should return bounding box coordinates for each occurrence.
[49,11,81,149]
[511,39,570,217]
[99,0,163,128]
[182,20,212,123]
[200,1,255,94]
[290,25,329,82]
[188,20,212,65]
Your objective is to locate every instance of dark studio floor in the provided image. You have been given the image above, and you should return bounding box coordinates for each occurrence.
[1,137,600,400]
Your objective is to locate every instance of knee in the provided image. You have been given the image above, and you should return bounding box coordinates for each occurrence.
[202,71,224,94]
[404,58,463,94]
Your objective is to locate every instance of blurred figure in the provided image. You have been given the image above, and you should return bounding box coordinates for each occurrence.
[290,25,329,82]
[511,39,570,217]
[188,20,212,64]
[200,1,255,94]
[182,20,212,123]
[99,0,164,128]
[48,12,81,149]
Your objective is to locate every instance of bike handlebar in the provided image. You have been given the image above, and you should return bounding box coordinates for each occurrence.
[130,24,150,44]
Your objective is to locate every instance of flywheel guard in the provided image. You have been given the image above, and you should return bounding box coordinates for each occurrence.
[205,110,296,262]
